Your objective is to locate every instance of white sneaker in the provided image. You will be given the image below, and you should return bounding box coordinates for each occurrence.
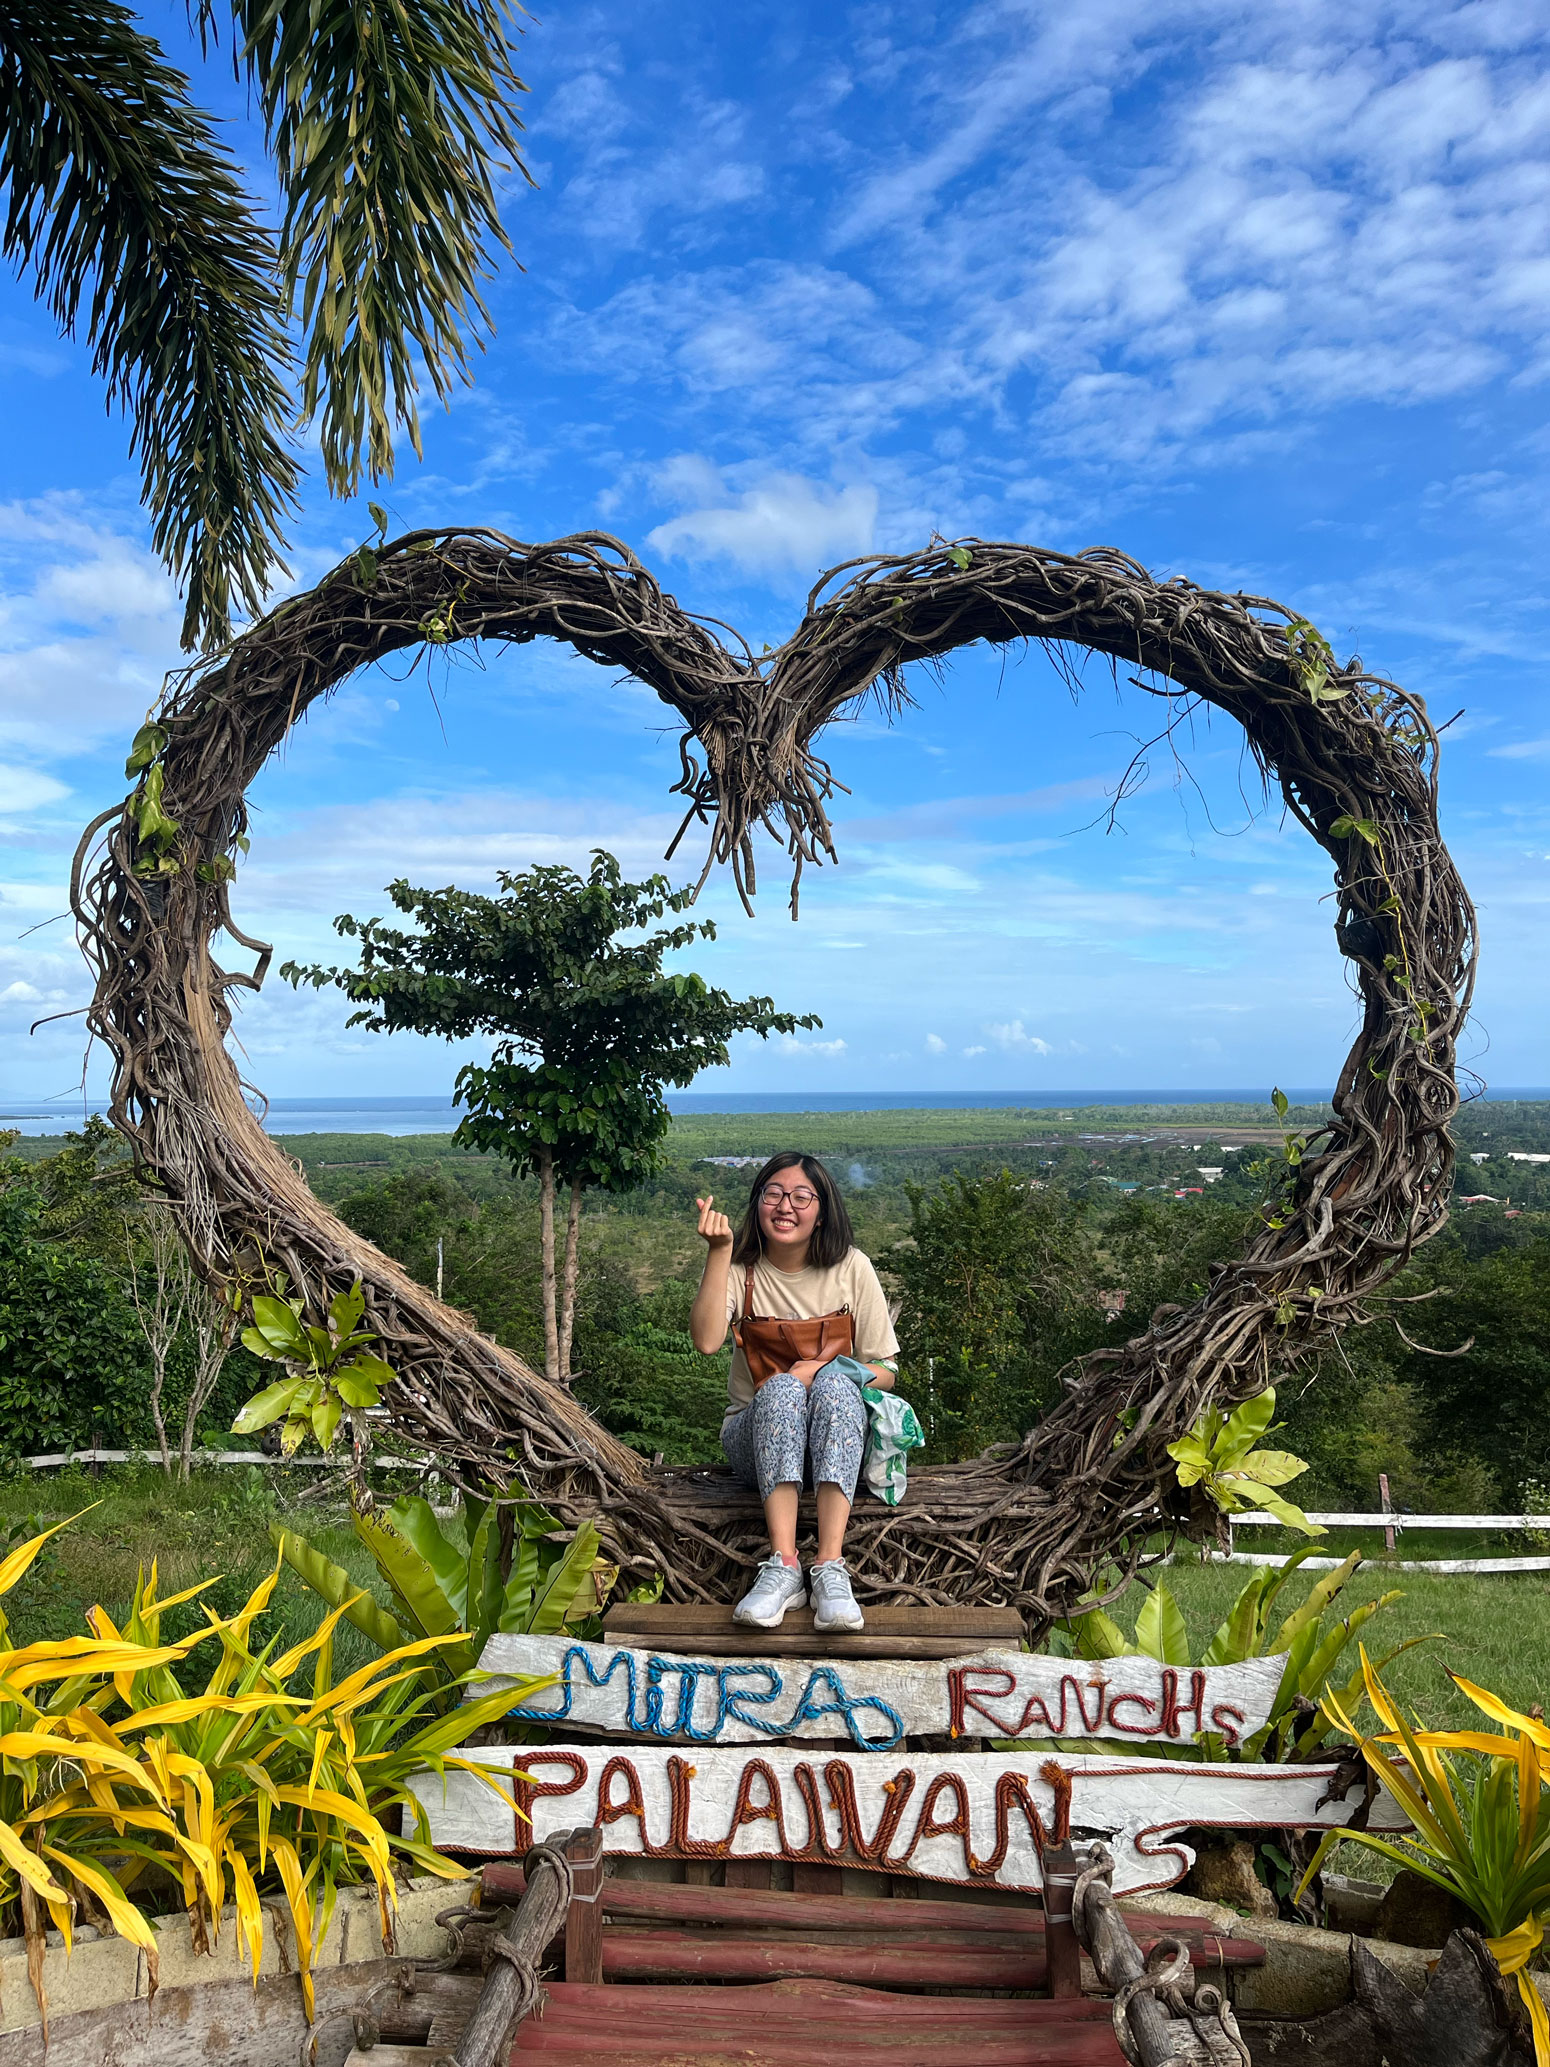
[734,1556,808,1628]
[810,1559,865,1633]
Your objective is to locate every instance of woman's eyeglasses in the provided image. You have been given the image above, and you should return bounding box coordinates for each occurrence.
[759,1184,818,1210]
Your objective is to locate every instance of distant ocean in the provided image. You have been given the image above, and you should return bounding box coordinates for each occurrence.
[5,1087,1548,1137]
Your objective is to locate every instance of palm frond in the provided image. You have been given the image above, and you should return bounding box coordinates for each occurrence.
[235,0,533,496]
[0,0,299,648]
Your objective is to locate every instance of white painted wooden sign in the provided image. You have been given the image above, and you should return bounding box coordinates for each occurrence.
[477,1633,1285,1751]
[410,1742,1407,1896]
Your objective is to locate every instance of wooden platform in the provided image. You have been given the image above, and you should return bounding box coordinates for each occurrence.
[478,1862,1267,1979]
[510,1976,1127,2065]
[601,1601,1025,1659]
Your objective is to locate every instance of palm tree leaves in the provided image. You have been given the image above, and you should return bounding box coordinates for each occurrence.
[0,0,532,650]
[235,0,533,499]
[0,0,299,647]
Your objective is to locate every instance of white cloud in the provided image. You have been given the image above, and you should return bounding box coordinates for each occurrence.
[0,496,182,755]
[924,1032,947,1053]
[1488,738,1550,758]
[0,980,42,1003]
[986,1019,1054,1054]
[646,465,878,575]
[0,765,69,814]
[962,1043,987,1057]
[779,1034,848,1058]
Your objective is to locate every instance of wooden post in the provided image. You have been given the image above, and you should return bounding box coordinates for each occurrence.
[1041,1840,1082,1999]
[453,1837,574,2067]
[724,1859,774,1890]
[1380,1471,1395,1553]
[562,1825,604,1985]
[1074,1867,1189,2067]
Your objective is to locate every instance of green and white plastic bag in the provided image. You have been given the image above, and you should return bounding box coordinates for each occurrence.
[823,1356,925,1507]
[859,1384,925,1505]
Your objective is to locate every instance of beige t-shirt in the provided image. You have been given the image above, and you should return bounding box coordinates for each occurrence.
[721,1249,899,1420]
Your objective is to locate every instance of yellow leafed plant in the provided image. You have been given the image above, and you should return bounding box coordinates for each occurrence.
[1299,1648,1550,2065]
[0,1517,551,2025]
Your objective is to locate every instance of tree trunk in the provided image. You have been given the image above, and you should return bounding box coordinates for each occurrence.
[179,1295,234,1482]
[557,1177,583,1383]
[537,1147,559,1383]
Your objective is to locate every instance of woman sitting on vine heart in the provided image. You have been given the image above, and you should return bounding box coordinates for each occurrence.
[691,1153,899,1635]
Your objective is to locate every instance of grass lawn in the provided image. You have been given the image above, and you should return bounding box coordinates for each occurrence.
[1158,1550,1550,1732]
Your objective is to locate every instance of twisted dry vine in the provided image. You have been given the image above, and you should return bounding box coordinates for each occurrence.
[70,528,1475,1631]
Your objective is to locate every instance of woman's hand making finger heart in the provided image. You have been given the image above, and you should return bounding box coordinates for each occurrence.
[695,1196,734,1250]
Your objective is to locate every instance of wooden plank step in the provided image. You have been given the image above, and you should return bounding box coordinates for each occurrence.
[477,1863,1266,1968]
[511,1979,1125,2065]
[602,1602,1025,1662]
[527,1976,1119,2023]
[515,2036,1120,2065]
[598,1926,1047,1988]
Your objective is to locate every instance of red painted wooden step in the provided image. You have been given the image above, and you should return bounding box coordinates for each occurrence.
[478,1862,1265,1972]
[510,1976,1127,2066]
[598,1924,1046,1988]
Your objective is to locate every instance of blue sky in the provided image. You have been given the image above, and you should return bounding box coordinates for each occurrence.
[3,0,1550,1106]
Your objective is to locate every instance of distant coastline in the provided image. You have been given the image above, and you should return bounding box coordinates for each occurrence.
[5,1085,1548,1137]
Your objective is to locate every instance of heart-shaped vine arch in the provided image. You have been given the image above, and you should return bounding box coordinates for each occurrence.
[71,530,1475,1627]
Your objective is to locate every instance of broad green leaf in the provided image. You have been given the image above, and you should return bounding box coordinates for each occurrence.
[1237,1449,1311,1488]
[353,1510,461,1640]
[499,1525,542,1634]
[270,1525,405,1654]
[467,1502,501,1648]
[1269,1620,1322,1722]
[340,1353,396,1390]
[311,1394,341,1451]
[124,722,168,776]
[232,1376,304,1433]
[1135,1586,1191,1667]
[1166,1433,1213,1486]
[1217,1389,1277,1467]
[1250,1482,1327,1537]
[1269,1550,1361,1654]
[328,1281,365,1339]
[334,1367,382,1409]
[1070,1606,1131,1661]
[380,1499,471,1622]
[1257,1540,1326,1624]
[515,1497,563,1540]
[248,1296,307,1355]
[1203,1573,1271,1667]
[528,1522,602,1636]
[280,1409,313,1457]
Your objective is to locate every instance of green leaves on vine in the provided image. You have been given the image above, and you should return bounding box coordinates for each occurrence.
[124,722,167,777]
[354,503,391,589]
[233,1275,394,1456]
[130,763,182,876]
[1284,617,1346,704]
[1168,1388,1325,1536]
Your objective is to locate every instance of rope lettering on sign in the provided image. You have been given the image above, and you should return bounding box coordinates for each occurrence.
[413,1743,1411,1895]
[480,1635,1281,1751]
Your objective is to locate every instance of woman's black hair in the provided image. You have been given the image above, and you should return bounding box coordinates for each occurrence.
[730,1152,854,1269]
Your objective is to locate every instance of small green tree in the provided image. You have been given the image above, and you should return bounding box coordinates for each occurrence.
[284,851,818,1383]
[882,1170,1095,1457]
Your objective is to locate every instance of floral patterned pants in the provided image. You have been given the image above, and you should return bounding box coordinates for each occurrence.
[722,1366,867,1502]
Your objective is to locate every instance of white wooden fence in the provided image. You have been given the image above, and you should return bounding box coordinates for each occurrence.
[1222,1511,1550,1574]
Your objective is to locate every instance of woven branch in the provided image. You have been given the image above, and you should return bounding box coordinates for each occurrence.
[71,529,1475,1631]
